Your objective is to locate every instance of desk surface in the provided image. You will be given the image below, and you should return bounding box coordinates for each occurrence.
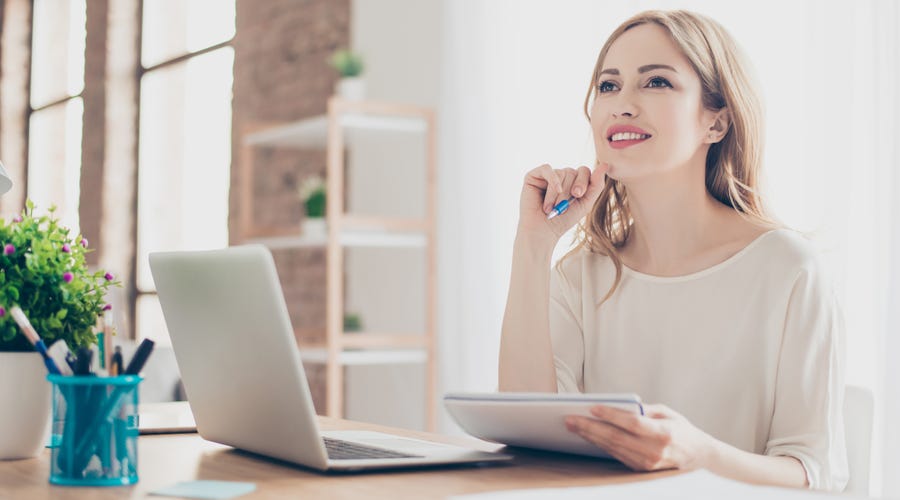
[1,415,678,499]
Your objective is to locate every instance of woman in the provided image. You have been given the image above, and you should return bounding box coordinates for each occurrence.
[498,10,847,491]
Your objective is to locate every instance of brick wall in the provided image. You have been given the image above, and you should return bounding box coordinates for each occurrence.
[231,0,351,412]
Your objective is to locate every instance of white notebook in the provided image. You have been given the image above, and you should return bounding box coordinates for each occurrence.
[443,392,643,458]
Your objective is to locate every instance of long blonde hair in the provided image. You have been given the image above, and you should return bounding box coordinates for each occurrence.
[559,9,776,304]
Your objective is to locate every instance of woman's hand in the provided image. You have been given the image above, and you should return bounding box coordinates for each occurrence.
[518,162,609,244]
[565,404,716,472]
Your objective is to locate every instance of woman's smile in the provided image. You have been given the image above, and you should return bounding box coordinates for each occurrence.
[607,124,653,150]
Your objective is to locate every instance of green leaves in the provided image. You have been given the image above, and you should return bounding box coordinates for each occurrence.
[0,201,121,352]
[329,49,364,78]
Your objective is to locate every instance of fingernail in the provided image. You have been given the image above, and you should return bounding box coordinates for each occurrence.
[565,416,577,427]
[573,188,584,197]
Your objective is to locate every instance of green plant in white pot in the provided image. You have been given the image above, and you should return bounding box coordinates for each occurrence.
[298,175,327,239]
[329,48,365,100]
[0,201,120,459]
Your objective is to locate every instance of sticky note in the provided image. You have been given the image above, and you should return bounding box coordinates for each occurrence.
[150,480,257,499]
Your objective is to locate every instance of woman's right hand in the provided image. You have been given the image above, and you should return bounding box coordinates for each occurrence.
[517,162,609,245]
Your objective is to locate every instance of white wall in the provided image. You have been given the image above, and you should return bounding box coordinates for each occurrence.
[344,0,442,430]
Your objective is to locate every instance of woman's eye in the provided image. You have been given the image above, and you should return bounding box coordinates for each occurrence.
[646,76,672,88]
[597,81,618,93]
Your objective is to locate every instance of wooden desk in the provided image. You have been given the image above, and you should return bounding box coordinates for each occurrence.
[0,417,678,499]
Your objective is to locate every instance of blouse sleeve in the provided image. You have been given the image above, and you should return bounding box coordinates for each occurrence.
[548,260,585,393]
[765,263,849,491]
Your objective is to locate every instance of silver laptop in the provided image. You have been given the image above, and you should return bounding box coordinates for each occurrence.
[149,245,510,471]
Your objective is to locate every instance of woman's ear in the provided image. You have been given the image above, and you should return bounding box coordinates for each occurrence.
[706,108,731,143]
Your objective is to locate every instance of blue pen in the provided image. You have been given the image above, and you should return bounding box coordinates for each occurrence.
[547,197,574,220]
[10,306,61,375]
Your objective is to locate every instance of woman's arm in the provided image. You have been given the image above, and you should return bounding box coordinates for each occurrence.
[707,439,807,488]
[566,404,808,488]
[498,163,608,392]
[498,233,558,392]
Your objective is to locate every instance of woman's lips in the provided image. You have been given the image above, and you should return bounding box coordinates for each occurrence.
[605,126,652,150]
[608,136,650,150]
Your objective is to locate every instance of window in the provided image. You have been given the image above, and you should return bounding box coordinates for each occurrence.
[134,0,235,346]
[27,0,86,234]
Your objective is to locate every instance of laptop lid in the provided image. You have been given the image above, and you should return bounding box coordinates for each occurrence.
[149,245,330,469]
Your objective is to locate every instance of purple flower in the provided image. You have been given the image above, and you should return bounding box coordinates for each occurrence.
[104,272,115,281]
[0,307,5,317]
[62,243,71,253]
[80,238,88,248]
[102,303,112,311]
[3,244,14,256]
[62,272,74,283]
[12,215,22,223]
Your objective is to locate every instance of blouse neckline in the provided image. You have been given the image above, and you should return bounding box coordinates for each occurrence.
[620,228,787,283]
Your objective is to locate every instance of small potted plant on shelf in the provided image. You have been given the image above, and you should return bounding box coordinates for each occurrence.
[298,175,327,238]
[329,48,365,100]
[343,312,363,333]
[0,201,120,459]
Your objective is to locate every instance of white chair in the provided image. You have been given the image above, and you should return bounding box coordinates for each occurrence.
[843,385,873,496]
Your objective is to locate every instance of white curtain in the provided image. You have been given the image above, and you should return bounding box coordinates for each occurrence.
[439,0,900,494]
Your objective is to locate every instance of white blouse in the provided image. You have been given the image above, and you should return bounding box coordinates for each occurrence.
[549,229,848,491]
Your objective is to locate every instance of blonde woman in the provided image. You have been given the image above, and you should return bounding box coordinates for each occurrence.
[499,10,847,491]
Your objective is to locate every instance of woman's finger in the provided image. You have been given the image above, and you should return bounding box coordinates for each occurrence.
[566,417,665,470]
[524,164,562,193]
[572,166,591,198]
[590,405,662,438]
[547,168,578,212]
[643,404,679,420]
[577,162,609,206]
[566,416,639,453]
[540,164,564,194]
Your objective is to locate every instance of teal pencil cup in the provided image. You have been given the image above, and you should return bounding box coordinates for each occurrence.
[47,374,142,486]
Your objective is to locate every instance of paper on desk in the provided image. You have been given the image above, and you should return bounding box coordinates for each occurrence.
[450,469,866,499]
[150,480,257,499]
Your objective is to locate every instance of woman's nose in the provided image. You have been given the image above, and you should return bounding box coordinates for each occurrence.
[610,90,639,118]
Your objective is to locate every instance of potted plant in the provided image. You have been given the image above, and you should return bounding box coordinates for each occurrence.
[329,48,365,100]
[298,175,327,238]
[0,201,120,459]
[343,312,363,333]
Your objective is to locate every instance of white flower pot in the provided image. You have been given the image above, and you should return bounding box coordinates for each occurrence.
[302,218,328,239]
[0,352,52,460]
[336,77,366,101]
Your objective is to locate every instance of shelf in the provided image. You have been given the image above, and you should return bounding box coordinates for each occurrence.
[247,230,427,249]
[299,348,427,366]
[244,113,427,150]
[238,98,437,428]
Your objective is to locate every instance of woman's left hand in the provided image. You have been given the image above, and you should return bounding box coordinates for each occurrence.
[565,404,717,472]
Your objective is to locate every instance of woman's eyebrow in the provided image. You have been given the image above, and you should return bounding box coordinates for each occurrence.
[598,64,678,77]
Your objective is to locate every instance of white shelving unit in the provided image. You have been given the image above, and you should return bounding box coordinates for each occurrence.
[238,98,437,431]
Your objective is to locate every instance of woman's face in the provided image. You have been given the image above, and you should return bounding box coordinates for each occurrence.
[591,23,724,181]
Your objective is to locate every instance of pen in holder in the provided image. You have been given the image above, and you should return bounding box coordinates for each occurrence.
[47,374,142,486]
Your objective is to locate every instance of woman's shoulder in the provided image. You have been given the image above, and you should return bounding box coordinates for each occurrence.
[752,227,825,272]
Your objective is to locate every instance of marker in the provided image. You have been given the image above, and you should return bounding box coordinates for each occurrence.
[124,339,155,375]
[10,306,61,375]
[110,346,123,376]
[547,197,574,220]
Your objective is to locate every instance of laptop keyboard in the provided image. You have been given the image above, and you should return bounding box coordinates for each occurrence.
[323,437,423,460]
